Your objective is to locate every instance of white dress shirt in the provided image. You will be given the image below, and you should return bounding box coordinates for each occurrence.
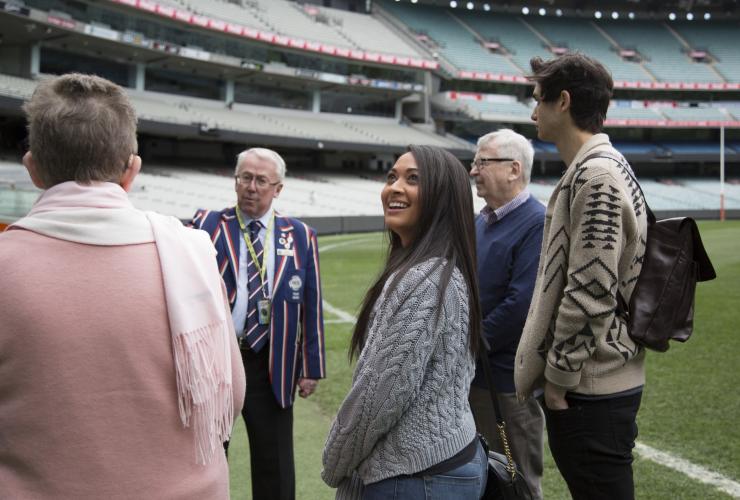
[231,206,276,335]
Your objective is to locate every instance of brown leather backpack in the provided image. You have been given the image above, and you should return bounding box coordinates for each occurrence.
[620,212,716,351]
[582,153,717,352]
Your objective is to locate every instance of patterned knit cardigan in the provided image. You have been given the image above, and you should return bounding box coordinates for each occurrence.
[515,134,649,398]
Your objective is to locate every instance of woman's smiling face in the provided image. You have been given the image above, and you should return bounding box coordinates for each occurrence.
[381,152,421,248]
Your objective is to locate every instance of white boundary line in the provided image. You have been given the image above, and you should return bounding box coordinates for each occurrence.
[320,236,374,254]
[319,235,368,324]
[325,318,355,324]
[322,300,356,324]
[635,442,740,498]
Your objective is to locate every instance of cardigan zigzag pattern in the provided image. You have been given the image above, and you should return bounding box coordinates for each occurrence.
[515,134,649,398]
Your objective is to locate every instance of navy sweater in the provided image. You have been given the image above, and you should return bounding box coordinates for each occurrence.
[472,196,545,393]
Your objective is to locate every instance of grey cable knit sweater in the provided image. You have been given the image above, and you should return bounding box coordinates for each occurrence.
[321,258,477,498]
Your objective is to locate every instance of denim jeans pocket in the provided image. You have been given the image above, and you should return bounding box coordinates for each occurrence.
[426,473,481,500]
[425,446,486,500]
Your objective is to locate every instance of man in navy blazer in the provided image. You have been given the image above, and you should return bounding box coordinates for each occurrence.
[191,147,325,500]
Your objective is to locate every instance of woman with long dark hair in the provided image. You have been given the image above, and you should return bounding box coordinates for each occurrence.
[322,145,486,499]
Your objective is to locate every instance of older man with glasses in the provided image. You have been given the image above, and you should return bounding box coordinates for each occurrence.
[190,148,326,500]
[468,129,546,499]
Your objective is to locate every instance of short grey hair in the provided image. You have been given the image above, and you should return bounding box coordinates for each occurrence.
[235,147,286,181]
[476,129,534,185]
[23,73,137,187]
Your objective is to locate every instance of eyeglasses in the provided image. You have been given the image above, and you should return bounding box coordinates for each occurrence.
[470,157,515,169]
[235,173,281,189]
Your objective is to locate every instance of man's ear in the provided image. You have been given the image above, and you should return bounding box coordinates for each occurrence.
[509,160,523,183]
[119,154,142,192]
[23,151,46,189]
[559,90,571,113]
[273,182,283,199]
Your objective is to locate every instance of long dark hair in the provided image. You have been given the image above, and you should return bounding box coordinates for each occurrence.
[349,145,481,360]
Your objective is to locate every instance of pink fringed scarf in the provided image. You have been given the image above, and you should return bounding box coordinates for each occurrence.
[10,181,233,465]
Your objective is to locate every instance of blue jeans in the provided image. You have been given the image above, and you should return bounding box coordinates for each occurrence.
[362,441,487,500]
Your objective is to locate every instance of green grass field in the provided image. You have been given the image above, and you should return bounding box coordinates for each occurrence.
[229,221,740,499]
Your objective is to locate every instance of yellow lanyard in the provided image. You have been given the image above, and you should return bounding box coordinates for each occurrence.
[235,208,274,294]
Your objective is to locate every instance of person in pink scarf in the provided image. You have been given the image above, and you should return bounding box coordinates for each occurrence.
[0,73,245,499]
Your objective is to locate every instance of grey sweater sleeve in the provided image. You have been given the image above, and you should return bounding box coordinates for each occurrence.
[321,266,445,487]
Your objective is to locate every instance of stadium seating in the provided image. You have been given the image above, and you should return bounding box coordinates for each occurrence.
[379,1,512,73]
[527,180,558,205]
[378,1,740,85]
[1,3,738,230]
[434,91,738,125]
[660,106,732,122]
[599,20,723,83]
[524,17,650,82]
[640,179,724,210]
[685,179,740,209]
[452,11,551,73]
[249,0,349,47]
[671,21,740,84]
[2,158,738,222]
[319,7,421,57]
[136,94,465,149]
[127,168,386,218]
[170,0,424,58]
[0,73,464,150]
[174,0,269,31]
[728,105,740,121]
[464,99,532,122]
[607,105,665,121]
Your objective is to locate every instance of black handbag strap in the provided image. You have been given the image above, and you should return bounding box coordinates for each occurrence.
[478,338,505,425]
[478,337,518,478]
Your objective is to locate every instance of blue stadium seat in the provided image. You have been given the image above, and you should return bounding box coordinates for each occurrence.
[525,17,650,82]
[599,20,723,83]
[671,21,740,83]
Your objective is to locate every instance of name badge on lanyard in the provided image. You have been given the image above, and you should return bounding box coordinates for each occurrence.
[236,208,275,326]
[257,299,271,325]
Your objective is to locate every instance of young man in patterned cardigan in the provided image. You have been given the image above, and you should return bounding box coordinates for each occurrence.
[515,53,649,500]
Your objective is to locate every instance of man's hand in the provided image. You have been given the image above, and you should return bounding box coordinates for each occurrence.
[297,378,318,398]
[544,381,569,410]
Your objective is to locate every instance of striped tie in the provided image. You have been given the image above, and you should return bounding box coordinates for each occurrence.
[244,220,269,353]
